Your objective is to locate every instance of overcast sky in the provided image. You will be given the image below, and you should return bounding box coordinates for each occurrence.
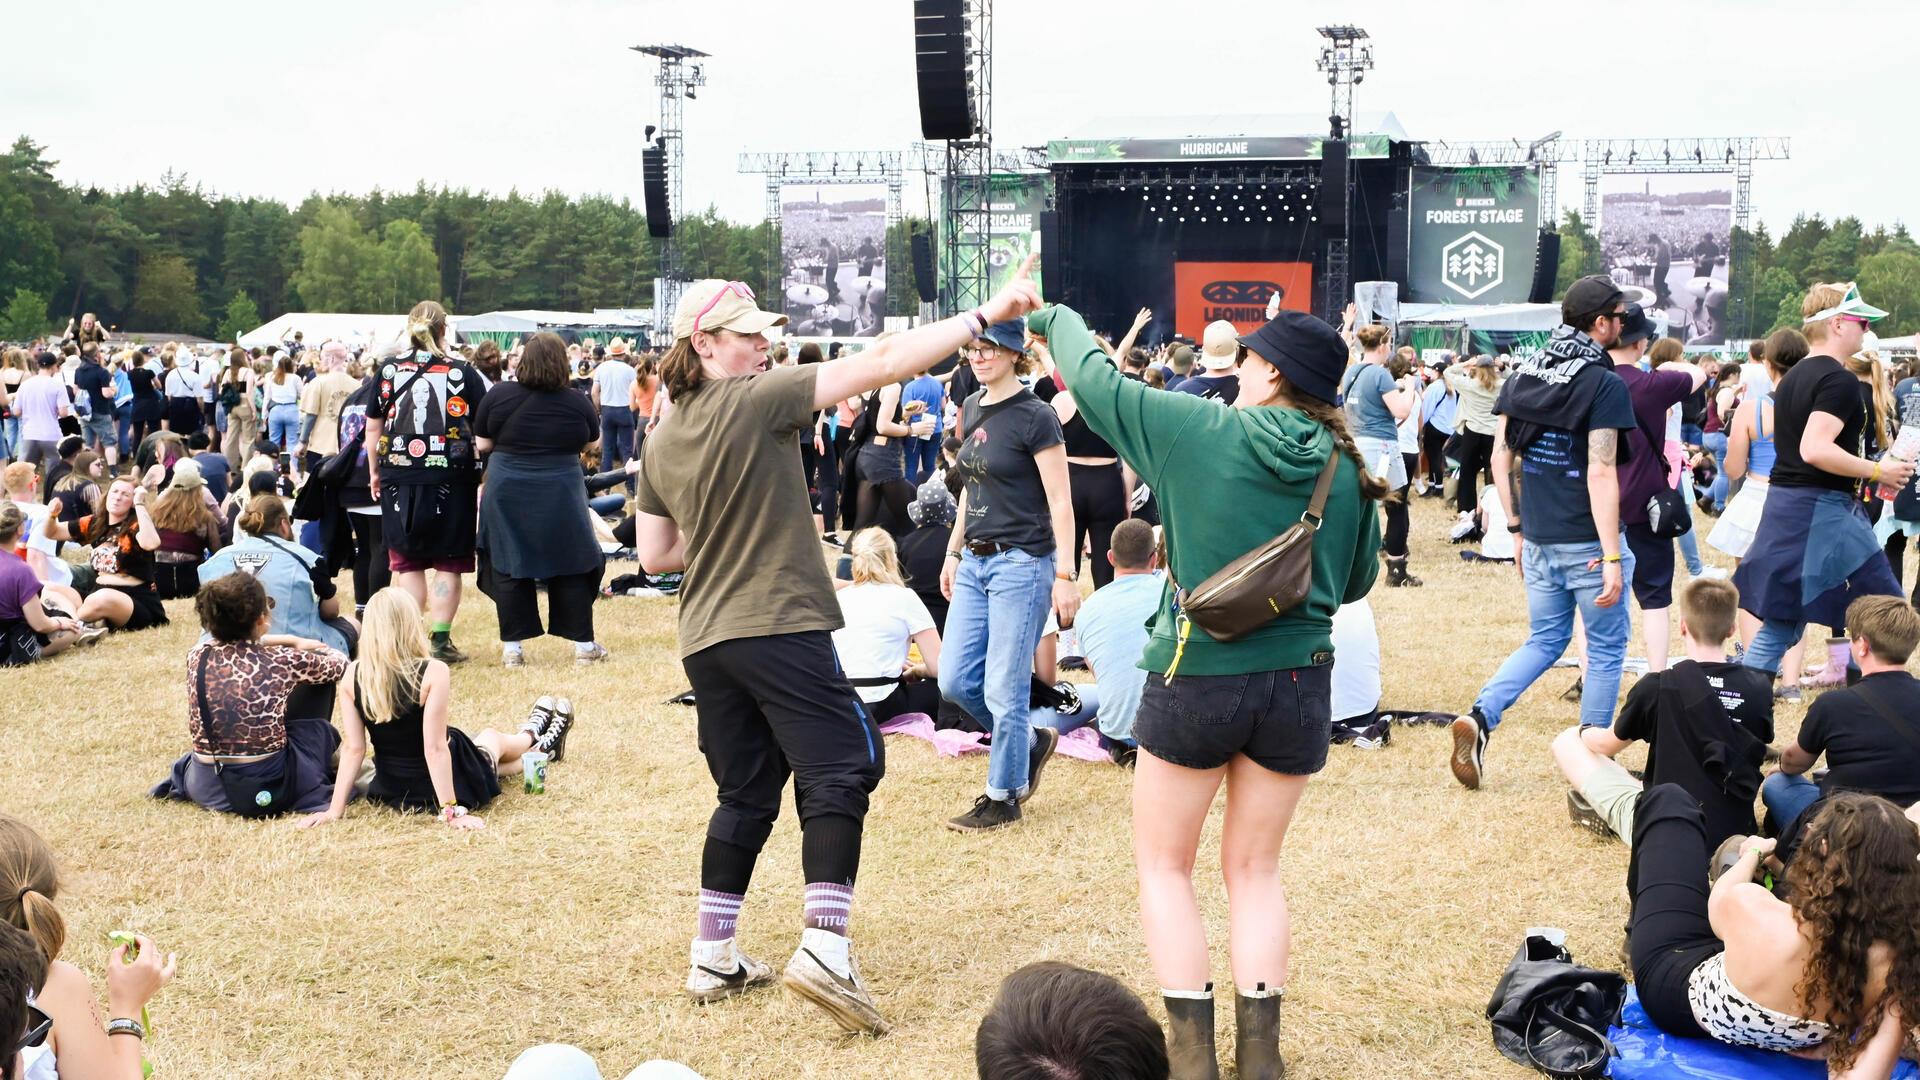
[15,0,1912,237]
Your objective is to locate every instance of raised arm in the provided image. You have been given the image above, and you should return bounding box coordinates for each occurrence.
[811,254,1041,410]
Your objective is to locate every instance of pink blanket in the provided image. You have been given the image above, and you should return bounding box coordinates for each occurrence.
[877,714,1111,763]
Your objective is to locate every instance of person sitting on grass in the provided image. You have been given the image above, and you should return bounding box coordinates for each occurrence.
[147,459,223,600]
[201,494,357,656]
[832,528,942,726]
[1764,594,1920,837]
[974,961,1170,1080]
[2,463,85,617]
[0,814,176,1080]
[1625,785,1920,1076]
[299,587,576,832]
[152,571,348,817]
[1055,517,1161,762]
[41,476,168,634]
[0,502,97,664]
[1551,577,1771,851]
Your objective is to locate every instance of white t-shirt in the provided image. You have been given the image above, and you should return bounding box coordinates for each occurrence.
[1740,361,1775,398]
[1479,482,1515,560]
[196,353,224,400]
[1329,598,1380,723]
[594,360,638,406]
[831,582,935,703]
[163,366,205,400]
[1396,392,1421,453]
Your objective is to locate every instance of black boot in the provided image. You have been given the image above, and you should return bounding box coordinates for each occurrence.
[1386,556,1423,587]
[1162,985,1220,1080]
[1235,984,1285,1080]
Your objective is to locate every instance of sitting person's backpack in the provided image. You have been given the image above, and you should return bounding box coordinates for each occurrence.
[1486,928,1623,1079]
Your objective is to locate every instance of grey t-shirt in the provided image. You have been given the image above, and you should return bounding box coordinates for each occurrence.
[954,387,1063,555]
[632,365,841,657]
[1341,362,1400,441]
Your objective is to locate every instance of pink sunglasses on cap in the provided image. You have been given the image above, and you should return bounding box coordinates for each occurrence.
[692,281,757,333]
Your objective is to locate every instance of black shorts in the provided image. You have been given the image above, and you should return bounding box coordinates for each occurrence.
[1624,522,1676,609]
[122,584,170,632]
[382,482,479,563]
[1133,662,1333,775]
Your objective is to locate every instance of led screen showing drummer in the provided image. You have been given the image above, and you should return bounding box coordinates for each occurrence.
[780,183,889,338]
[1599,173,1734,345]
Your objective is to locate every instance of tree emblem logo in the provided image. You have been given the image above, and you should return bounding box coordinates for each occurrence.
[1441,231,1504,300]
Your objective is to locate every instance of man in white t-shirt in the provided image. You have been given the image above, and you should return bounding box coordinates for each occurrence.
[591,342,641,477]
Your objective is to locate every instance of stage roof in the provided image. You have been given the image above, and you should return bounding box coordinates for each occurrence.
[1398,301,1561,331]
[1048,112,1409,164]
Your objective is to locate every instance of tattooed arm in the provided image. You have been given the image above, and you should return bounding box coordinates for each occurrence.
[1586,427,1623,607]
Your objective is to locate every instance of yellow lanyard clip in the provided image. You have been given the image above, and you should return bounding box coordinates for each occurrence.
[1165,612,1193,683]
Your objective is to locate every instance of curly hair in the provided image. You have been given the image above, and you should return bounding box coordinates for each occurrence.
[1785,792,1920,1072]
[196,571,270,643]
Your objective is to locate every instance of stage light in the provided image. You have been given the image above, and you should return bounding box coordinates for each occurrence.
[1120,185,1126,191]
[1694,148,1703,163]
[1157,216,1165,222]
[1201,216,1207,222]
[1266,216,1273,222]
[1142,194,1148,201]
[1604,150,1612,164]
[1179,217,1186,223]
[1188,194,1195,200]
[1628,150,1636,164]
[1288,215,1295,221]
[1244,216,1251,222]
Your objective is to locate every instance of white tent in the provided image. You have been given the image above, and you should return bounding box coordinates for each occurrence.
[1397,302,1562,331]
[236,312,466,351]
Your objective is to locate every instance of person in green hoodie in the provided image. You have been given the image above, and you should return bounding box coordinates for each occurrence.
[1030,303,1381,1080]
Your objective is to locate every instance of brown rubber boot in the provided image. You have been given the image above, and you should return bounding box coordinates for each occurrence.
[1235,984,1285,1080]
[1162,985,1220,1080]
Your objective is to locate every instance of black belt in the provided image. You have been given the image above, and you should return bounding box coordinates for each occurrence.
[965,539,1013,557]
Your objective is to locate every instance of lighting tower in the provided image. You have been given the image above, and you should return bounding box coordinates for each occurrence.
[1315,26,1372,325]
[632,43,709,323]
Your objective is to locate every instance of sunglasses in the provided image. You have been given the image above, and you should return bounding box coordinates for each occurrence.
[691,282,757,334]
[1836,315,1873,327]
[17,1004,50,1054]
[1597,311,1627,323]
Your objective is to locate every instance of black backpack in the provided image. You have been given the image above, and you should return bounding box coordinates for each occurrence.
[1486,929,1623,1079]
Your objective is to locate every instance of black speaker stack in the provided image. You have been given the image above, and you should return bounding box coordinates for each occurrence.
[1529,229,1561,303]
[914,0,975,140]
[642,146,671,239]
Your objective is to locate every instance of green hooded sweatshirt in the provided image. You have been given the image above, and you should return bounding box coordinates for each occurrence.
[1029,305,1381,676]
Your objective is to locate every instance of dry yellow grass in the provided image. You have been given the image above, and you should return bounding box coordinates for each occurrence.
[9,496,1813,1079]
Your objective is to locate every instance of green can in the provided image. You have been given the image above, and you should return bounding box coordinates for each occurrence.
[521,751,549,794]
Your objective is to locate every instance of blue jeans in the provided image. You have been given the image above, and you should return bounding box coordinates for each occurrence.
[1744,617,1805,676]
[1676,474,1704,576]
[600,406,636,473]
[0,415,17,459]
[1474,539,1631,730]
[939,546,1056,801]
[267,402,300,448]
[1703,432,1729,512]
[1033,684,1101,736]
[1761,771,1822,833]
[905,436,941,485]
[589,493,626,517]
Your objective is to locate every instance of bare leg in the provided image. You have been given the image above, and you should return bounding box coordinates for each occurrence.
[1033,633,1057,682]
[39,582,83,615]
[1220,754,1311,990]
[428,571,462,626]
[394,569,427,608]
[77,589,133,628]
[471,728,537,776]
[1134,750,1227,990]
[1782,636,1807,686]
[38,631,78,658]
[1642,606,1671,673]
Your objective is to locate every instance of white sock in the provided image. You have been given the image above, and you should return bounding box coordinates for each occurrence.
[1237,983,1284,999]
[800,927,851,974]
[691,937,736,966]
[574,640,597,654]
[502,642,523,657]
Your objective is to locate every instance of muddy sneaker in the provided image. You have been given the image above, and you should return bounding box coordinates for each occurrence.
[431,638,470,664]
[1567,789,1612,839]
[1448,711,1488,790]
[686,939,775,1004]
[1019,726,1059,805]
[519,696,561,740]
[573,642,610,666]
[945,795,1021,832]
[782,929,889,1036]
[532,697,575,762]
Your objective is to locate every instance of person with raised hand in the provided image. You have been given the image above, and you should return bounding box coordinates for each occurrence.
[631,257,1042,1037]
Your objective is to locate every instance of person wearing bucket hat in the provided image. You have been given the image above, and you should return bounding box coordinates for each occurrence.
[1444,275,1638,791]
[630,260,1042,1036]
[936,310,1079,836]
[1733,282,1911,683]
[1027,300,1380,1079]
[1340,324,1425,587]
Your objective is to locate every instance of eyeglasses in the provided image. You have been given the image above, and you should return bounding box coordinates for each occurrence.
[266,597,277,610]
[17,1004,50,1054]
[1598,311,1627,323]
[691,282,757,334]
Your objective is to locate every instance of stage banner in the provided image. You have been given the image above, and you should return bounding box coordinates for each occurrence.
[947,173,1047,311]
[1407,167,1541,305]
[1048,133,1392,164]
[1599,173,1733,345]
[1469,329,1552,361]
[1172,261,1313,342]
[780,184,888,338]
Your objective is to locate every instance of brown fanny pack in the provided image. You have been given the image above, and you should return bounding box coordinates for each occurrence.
[1164,453,1340,676]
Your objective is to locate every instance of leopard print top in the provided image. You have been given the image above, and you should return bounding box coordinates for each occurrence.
[187,641,347,756]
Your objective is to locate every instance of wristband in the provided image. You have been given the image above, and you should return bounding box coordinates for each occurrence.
[1602,553,1622,563]
[945,549,962,561]
[1871,462,1883,483]
[964,310,986,336]
[106,1017,145,1040]
[440,804,468,824]
[1505,523,1523,534]
[1743,843,1769,860]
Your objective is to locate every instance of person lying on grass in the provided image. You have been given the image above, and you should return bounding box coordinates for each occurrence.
[300,587,576,832]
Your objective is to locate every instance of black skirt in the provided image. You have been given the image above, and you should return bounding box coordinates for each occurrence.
[383,482,479,561]
[122,584,170,631]
[366,728,502,812]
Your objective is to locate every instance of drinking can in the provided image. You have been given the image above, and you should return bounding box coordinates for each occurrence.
[521,751,549,794]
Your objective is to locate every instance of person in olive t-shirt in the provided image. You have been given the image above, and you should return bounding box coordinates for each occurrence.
[631,266,1042,1036]
[364,301,489,664]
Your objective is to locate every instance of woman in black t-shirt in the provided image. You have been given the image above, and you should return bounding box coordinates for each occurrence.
[127,363,163,448]
[472,332,607,667]
[42,475,168,632]
[936,318,1078,833]
[1734,286,1912,679]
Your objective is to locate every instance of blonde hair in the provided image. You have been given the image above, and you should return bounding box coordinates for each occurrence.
[1848,594,1920,665]
[236,493,290,538]
[1801,282,1849,344]
[1,462,33,499]
[149,480,217,534]
[0,814,65,964]
[354,588,431,725]
[406,300,449,358]
[847,528,905,587]
[1846,348,1896,452]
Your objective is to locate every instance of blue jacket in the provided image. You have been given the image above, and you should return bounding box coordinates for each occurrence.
[199,533,347,653]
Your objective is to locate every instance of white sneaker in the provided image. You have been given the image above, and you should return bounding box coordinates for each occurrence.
[573,642,610,666]
[685,938,775,1004]
[502,646,525,668]
[1448,511,1477,541]
[782,929,889,1035]
[1697,566,1730,580]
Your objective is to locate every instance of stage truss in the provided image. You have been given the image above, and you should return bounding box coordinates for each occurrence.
[737,151,907,320]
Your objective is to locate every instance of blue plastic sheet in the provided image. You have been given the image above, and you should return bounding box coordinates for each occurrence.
[1608,986,1919,1079]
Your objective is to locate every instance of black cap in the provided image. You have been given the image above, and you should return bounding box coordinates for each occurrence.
[1617,302,1655,346]
[1562,274,1624,326]
[33,350,59,368]
[1237,310,1348,405]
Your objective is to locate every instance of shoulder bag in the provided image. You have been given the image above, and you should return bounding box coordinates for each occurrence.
[1166,452,1340,653]
[1486,929,1623,1079]
[1634,405,1692,540]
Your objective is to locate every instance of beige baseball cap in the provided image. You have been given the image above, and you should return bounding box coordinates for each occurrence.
[673,280,788,341]
[1200,319,1240,370]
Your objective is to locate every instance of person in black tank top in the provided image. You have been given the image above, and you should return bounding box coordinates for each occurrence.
[1052,360,1129,589]
[296,588,581,830]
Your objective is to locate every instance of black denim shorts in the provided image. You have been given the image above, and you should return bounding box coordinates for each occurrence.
[1133,660,1333,775]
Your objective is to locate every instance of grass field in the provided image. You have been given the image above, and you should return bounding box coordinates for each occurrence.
[10,495,1812,1079]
